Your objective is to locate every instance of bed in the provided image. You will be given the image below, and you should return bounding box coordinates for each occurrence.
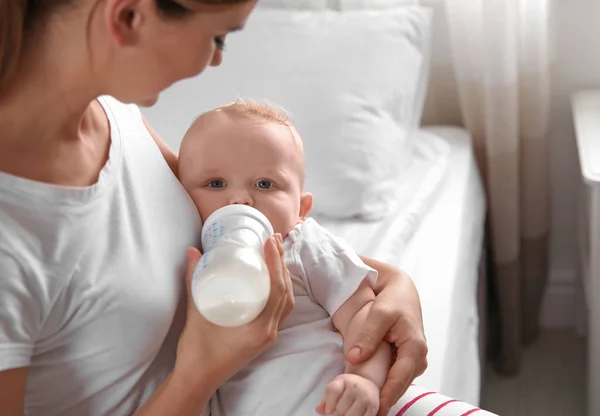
[312,126,486,405]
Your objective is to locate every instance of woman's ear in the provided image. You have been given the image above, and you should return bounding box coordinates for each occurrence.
[299,192,313,220]
[105,0,143,47]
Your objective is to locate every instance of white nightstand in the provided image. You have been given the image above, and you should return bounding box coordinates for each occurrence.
[572,89,600,416]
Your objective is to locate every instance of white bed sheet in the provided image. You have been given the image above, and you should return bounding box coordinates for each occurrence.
[313,126,486,405]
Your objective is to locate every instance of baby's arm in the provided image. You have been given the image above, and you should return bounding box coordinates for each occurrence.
[334,279,393,387]
[316,279,393,415]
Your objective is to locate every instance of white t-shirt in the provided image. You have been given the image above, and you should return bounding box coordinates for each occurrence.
[211,218,378,416]
[0,96,201,415]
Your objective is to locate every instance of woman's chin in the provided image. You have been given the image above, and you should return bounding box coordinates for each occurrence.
[136,95,159,107]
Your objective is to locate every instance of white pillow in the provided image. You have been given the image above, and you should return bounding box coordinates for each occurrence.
[143,7,432,220]
[256,0,431,129]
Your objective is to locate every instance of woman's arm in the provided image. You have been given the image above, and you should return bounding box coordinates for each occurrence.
[349,256,428,416]
[134,371,213,416]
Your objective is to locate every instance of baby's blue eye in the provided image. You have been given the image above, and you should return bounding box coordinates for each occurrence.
[208,179,226,189]
[255,179,272,189]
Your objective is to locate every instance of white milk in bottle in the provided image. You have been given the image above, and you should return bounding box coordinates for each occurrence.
[192,204,273,327]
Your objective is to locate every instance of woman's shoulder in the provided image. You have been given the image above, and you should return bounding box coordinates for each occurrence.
[98,95,146,141]
[98,96,178,171]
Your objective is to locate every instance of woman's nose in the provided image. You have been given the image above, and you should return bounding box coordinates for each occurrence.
[210,49,223,67]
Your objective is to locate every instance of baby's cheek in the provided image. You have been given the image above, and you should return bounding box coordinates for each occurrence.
[256,197,299,236]
[276,212,302,237]
[199,204,221,224]
[190,190,221,223]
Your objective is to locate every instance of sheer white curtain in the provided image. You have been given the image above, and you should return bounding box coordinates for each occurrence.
[444,0,553,374]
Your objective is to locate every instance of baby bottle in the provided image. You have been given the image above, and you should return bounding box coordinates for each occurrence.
[191,204,273,327]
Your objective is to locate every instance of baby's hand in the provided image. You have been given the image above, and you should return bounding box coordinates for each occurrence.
[316,373,379,416]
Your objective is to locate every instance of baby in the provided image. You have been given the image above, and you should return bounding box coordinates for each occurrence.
[178,99,392,416]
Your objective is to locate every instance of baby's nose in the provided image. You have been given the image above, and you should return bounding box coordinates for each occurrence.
[229,193,253,207]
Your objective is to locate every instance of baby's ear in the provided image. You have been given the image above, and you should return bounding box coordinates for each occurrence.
[299,192,313,219]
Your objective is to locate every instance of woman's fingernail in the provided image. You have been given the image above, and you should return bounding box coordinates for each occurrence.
[348,347,361,359]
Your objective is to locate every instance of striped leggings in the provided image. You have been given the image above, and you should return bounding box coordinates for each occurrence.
[388,385,498,416]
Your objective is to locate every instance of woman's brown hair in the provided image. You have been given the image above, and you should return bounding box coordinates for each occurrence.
[0,0,250,93]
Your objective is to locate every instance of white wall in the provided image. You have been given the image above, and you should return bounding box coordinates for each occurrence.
[540,0,600,328]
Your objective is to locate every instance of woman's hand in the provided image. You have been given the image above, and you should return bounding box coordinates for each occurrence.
[348,257,428,416]
[174,233,294,393]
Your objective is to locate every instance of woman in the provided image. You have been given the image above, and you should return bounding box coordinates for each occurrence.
[0,0,427,415]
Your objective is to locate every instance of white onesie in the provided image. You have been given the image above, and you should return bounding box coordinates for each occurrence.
[210,218,378,416]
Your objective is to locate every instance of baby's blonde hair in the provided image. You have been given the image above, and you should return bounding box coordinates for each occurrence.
[187,98,293,132]
[185,98,303,153]
[215,98,293,126]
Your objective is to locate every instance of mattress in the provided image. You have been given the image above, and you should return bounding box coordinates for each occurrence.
[313,126,486,405]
